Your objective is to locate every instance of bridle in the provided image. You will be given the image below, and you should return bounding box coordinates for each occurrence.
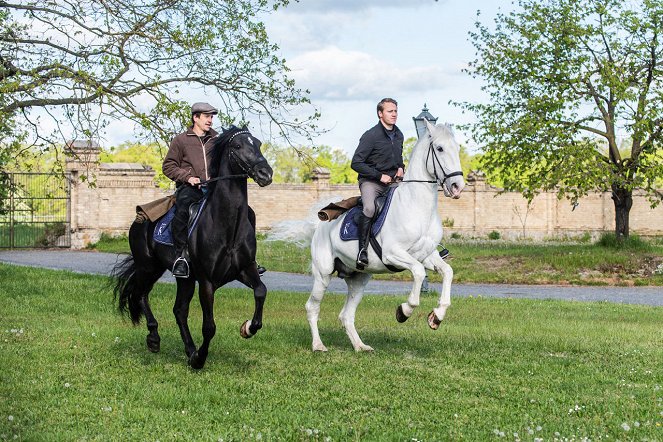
[399,140,463,188]
[199,130,261,185]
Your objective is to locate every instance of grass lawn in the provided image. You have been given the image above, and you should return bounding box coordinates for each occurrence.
[1,264,662,440]
[90,233,663,286]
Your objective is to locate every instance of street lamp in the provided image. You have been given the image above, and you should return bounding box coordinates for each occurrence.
[412,104,438,139]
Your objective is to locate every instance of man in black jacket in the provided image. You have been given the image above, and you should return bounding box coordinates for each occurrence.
[351,98,405,268]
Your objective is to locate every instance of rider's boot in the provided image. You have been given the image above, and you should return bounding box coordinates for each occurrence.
[256,263,267,276]
[172,247,190,278]
[171,207,190,278]
[439,247,450,260]
[356,213,372,269]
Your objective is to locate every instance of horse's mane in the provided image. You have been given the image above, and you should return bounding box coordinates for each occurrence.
[208,125,245,179]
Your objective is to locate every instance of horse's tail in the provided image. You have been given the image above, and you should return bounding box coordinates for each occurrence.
[110,254,143,325]
[265,195,344,247]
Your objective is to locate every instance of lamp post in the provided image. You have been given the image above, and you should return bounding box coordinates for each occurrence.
[412,104,438,139]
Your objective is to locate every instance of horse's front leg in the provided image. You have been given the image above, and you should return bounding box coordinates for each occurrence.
[189,280,216,370]
[173,277,197,360]
[237,264,266,339]
[339,272,373,351]
[423,251,453,330]
[385,252,427,322]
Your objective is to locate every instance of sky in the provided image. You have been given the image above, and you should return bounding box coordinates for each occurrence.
[259,0,514,155]
[95,0,515,156]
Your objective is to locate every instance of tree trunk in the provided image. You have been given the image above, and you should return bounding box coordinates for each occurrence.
[611,184,633,241]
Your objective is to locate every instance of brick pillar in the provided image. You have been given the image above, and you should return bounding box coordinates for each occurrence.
[311,166,331,198]
[65,140,101,246]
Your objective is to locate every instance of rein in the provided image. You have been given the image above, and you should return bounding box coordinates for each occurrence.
[399,141,463,188]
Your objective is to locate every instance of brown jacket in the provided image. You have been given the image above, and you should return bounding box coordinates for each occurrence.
[162,127,219,184]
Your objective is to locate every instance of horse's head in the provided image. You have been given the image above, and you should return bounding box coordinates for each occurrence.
[216,126,273,187]
[424,120,465,199]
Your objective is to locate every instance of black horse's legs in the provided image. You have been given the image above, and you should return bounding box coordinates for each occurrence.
[189,280,216,370]
[139,293,161,353]
[172,277,197,359]
[237,266,267,338]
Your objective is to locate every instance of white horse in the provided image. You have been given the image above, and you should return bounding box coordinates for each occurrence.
[284,120,465,351]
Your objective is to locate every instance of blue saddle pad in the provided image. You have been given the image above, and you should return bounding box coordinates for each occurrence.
[339,188,395,241]
[153,199,207,246]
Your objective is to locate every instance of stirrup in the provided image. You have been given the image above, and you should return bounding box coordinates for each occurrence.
[356,249,368,269]
[172,256,190,278]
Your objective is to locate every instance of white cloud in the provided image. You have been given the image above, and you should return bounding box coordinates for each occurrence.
[288,46,452,101]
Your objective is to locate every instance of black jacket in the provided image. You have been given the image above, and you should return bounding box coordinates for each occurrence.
[351,122,405,182]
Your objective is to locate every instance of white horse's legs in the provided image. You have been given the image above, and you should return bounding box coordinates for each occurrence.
[424,252,453,329]
[385,252,427,320]
[305,270,332,352]
[339,272,373,351]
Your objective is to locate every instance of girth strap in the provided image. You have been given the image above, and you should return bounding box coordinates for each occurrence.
[368,236,405,273]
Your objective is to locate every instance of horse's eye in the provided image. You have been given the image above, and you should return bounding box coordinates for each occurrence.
[436,146,444,152]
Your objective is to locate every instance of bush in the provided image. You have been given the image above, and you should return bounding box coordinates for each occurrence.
[451,232,462,239]
[488,230,501,240]
[596,233,652,251]
[442,217,455,227]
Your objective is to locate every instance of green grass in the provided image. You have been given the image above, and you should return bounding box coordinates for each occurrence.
[89,233,663,286]
[1,264,662,440]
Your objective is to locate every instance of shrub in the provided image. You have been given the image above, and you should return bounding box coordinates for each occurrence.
[596,233,652,251]
[488,230,501,240]
[442,217,455,227]
[451,232,462,239]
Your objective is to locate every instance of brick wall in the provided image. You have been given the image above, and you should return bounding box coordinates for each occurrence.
[66,152,663,248]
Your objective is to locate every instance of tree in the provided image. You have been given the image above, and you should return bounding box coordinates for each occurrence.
[0,0,319,170]
[460,0,663,240]
[262,143,355,184]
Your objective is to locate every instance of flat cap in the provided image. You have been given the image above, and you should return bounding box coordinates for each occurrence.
[191,102,218,115]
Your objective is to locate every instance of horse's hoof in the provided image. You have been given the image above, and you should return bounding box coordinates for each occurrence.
[312,342,328,352]
[354,344,374,352]
[428,311,442,330]
[188,351,205,370]
[240,320,254,339]
[396,304,409,323]
[146,334,160,353]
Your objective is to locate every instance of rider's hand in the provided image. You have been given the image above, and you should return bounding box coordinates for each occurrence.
[187,176,201,187]
[396,167,404,179]
[380,174,392,184]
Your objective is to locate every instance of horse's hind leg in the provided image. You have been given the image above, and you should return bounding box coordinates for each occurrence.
[172,277,197,361]
[189,280,216,370]
[339,272,373,352]
[305,268,332,352]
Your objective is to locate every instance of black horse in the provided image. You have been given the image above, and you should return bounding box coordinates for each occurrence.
[111,126,273,369]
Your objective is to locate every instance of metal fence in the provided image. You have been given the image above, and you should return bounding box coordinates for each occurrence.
[0,172,71,248]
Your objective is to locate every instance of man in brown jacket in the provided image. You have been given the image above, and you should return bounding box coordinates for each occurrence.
[162,102,219,278]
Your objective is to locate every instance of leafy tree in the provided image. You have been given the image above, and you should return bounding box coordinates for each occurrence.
[403,135,478,177]
[263,143,355,184]
[460,0,663,240]
[101,142,171,188]
[0,0,319,172]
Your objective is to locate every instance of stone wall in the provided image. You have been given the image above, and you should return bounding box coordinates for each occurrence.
[65,152,663,248]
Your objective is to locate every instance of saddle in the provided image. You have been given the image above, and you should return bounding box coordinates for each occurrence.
[339,188,394,241]
[337,188,403,272]
[152,198,207,246]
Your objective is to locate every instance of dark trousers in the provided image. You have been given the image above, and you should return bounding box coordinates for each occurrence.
[171,185,204,252]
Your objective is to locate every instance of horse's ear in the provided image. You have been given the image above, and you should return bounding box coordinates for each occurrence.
[241,125,248,131]
[424,119,436,135]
